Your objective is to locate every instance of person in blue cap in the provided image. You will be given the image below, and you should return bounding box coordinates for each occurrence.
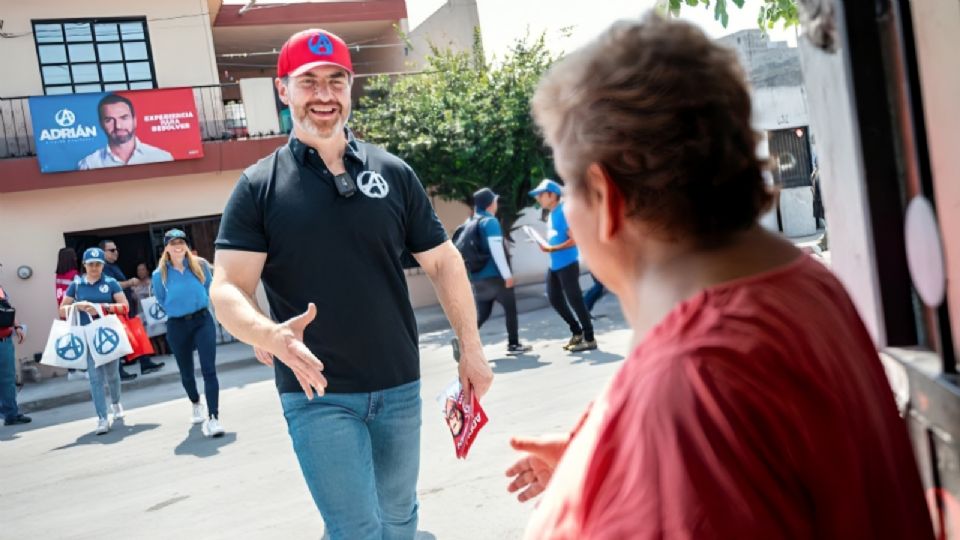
[529,179,596,352]
[59,247,129,435]
[152,229,224,438]
[457,187,532,357]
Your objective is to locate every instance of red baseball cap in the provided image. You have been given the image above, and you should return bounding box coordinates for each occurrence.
[277,29,353,78]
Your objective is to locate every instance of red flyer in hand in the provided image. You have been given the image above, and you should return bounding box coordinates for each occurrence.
[438,379,488,459]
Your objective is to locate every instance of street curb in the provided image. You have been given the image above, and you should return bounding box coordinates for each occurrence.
[17,354,264,414]
[18,292,555,413]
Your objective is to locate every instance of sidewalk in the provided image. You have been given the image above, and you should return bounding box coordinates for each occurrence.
[16,280,556,414]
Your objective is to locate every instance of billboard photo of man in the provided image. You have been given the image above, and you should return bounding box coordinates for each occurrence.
[77,93,173,170]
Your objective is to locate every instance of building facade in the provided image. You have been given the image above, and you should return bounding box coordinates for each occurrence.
[0,0,479,374]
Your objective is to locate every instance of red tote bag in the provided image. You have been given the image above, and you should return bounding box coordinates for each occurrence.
[118,313,155,363]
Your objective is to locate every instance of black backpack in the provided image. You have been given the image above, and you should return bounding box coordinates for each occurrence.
[452,216,492,273]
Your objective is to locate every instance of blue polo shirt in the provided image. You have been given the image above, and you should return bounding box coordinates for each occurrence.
[151,262,212,318]
[65,275,122,325]
[104,262,137,315]
[547,202,578,271]
[469,210,502,281]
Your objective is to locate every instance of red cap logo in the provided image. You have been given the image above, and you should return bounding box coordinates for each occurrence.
[277,29,353,78]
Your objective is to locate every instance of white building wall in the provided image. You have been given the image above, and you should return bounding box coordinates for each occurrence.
[752,86,810,130]
[0,0,219,98]
[239,78,280,137]
[403,0,481,70]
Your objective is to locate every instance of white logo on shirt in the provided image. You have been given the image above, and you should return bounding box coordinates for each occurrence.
[357,171,390,199]
[99,284,109,294]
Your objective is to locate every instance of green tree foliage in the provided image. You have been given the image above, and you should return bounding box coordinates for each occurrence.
[352,31,556,239]
[665,0,798,30]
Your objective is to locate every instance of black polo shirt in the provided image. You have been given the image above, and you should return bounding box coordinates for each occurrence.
[215,130,447,394]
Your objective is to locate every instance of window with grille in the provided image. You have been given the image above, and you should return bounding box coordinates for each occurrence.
[32,18,157,95]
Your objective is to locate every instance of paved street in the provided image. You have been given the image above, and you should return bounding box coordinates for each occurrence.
[1,299,631,539]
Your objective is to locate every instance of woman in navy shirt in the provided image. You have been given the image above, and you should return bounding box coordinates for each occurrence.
[152,229,224,438]
[59,247,129,435]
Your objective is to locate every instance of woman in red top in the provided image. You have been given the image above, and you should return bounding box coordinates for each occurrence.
[505,14,934,540]
[55,248,79,306]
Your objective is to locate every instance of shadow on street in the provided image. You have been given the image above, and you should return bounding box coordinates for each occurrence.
[569,349,624,365]
[50,419,161,450]
[173,423,238,457]
[489,354,551,374]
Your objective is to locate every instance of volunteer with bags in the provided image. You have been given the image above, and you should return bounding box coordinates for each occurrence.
[152,229,224,438]
[59,247,131,435]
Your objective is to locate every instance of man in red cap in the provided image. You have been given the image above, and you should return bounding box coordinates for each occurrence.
[211,29,494,539]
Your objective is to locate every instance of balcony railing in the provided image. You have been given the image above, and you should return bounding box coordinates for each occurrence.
[0,83,247,159]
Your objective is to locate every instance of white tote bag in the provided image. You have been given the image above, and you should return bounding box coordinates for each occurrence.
[84,304,133,367]
[40,306,88,370]
[139,296,168,326]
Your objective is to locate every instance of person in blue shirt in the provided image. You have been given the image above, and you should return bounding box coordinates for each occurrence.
[59,247,129,435]
[465,188,532,356]
[152,229,225,438]
[99,239,165,379]
[529,179,596,351]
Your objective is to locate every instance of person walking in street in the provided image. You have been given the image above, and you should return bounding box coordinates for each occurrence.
[505,14,934,539]
[55,247,87,381]
[457,187,531,358]
[582,273,606,313]
[59,247,129,435]
[0,269,31,427]
[210,28,493,540]
[152,229,224,438]
[529,179,596,352]
[99,239,164,377]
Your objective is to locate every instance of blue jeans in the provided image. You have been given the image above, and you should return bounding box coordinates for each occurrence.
[86,354,121,420]
[280,379,422,540]
[0,338,20,422]
[583,273,606,312]
[165,311,219,417]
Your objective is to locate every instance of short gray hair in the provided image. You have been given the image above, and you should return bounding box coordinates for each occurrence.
[532,13,771,241]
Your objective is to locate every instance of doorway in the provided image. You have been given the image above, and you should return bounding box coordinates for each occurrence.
[63,215,221,279]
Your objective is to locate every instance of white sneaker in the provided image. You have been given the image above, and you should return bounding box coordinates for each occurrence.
[67,371,88,381]
[110,403,125,420]
[202,417,225,438]
[190,402,206,425]
[95,417,110,435]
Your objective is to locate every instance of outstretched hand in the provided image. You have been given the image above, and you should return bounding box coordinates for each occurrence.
[505,434,568,502]
[265,303,327,398]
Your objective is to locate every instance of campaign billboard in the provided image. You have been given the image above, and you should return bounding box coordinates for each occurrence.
[29,87,204,173]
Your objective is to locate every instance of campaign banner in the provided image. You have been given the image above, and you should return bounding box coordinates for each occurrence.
[29,87,204,173]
